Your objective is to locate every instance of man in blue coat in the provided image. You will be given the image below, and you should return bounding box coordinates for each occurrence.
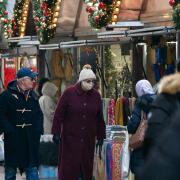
[0,67,43,180]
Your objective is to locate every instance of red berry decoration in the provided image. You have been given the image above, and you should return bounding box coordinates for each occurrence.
[169,0,176,6]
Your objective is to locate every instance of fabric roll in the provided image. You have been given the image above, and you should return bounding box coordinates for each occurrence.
[64,53,73,81]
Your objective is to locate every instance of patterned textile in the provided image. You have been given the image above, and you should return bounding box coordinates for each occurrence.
[112,143,123,180]
[108,99,116,125]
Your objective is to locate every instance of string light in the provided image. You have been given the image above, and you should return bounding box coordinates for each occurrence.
[111,0,121,24]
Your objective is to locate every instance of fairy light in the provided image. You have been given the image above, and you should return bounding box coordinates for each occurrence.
[111,0,121,24]
[19,0,29,37]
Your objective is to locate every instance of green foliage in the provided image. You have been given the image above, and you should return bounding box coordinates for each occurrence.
[173,3,180,29]
[104,46,117,97]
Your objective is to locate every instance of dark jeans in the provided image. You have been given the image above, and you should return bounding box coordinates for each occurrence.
[5,166,39,180]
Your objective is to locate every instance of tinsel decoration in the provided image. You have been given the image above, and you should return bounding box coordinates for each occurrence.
[84,0,113,29]
[169,0,180,29]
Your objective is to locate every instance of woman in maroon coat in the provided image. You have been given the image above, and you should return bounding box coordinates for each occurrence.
[52,64,106,180]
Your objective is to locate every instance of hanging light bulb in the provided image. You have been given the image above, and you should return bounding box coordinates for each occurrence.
[116,0,121,6]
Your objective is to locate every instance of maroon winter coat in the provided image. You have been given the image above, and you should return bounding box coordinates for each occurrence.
[52,83,106,180]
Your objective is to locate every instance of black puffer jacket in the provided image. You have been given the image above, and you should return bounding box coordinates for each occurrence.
[144,73,180,158]
[139,73,180,180]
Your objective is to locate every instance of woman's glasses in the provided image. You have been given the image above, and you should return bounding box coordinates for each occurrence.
[85,80,95,83]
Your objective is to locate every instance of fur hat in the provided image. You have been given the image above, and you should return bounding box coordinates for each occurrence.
[78,64,96,82]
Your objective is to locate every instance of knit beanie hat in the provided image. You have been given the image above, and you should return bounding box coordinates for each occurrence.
[78,64,96,82]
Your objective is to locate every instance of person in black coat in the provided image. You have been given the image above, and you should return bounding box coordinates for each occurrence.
[138,86,180,179]
[0,67,43,180]
[127,79,156,180]
[143,73,180,158]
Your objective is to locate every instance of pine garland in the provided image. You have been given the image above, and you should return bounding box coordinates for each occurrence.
[169,0,180,29]
[0,0,59,45]
[83,0,113,29]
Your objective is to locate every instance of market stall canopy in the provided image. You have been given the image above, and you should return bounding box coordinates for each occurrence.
[53,0,173,41]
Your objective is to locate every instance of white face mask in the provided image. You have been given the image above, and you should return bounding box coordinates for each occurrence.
[81,80,94,91]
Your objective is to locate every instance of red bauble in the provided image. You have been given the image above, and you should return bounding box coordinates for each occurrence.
[99,2,106,9]
[11,19,15,23]
[95,15,100,22]
[86,6,94,14]
[3,11,8,15]
[3,19,8,23]
[13,25,17,30]
[169,0,176,6]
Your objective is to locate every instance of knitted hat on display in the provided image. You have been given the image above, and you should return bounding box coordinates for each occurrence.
[78,64,96,82]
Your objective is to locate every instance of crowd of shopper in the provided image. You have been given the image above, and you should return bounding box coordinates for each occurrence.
[0,60,179,180]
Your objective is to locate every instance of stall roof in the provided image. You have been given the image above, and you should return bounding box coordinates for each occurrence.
[53,0,173,41]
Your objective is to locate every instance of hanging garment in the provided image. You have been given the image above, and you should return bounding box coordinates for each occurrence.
[51,50,64,79]
[152,64,161,82]
[108,99,116,125]
[165,64,175,75]
[102,98,110,124]
[147,47,156,64]
[167,46,175,64]
[155,47,167,64]
[64,53,73,81]
[115,98,124,125]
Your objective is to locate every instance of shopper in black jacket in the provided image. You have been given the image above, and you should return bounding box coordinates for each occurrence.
[143,73,180,158]
[139,104,180,180]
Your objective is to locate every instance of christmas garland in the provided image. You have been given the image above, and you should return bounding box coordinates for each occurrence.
[0,0,14,38]
[0,0,59,45]
[32,0,57,44]
[169,0,180,29]
[83,0,113,29]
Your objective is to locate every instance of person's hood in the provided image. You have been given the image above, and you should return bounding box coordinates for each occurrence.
[158,73,180,94]
[7,80,18,92]
[135,79,154,97]
[41,82,58,98]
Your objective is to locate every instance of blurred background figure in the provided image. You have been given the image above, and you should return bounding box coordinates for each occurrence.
[38,81,59,179]
[37,77,49,97]
[127,79,156,180]
[39,81,58,134]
